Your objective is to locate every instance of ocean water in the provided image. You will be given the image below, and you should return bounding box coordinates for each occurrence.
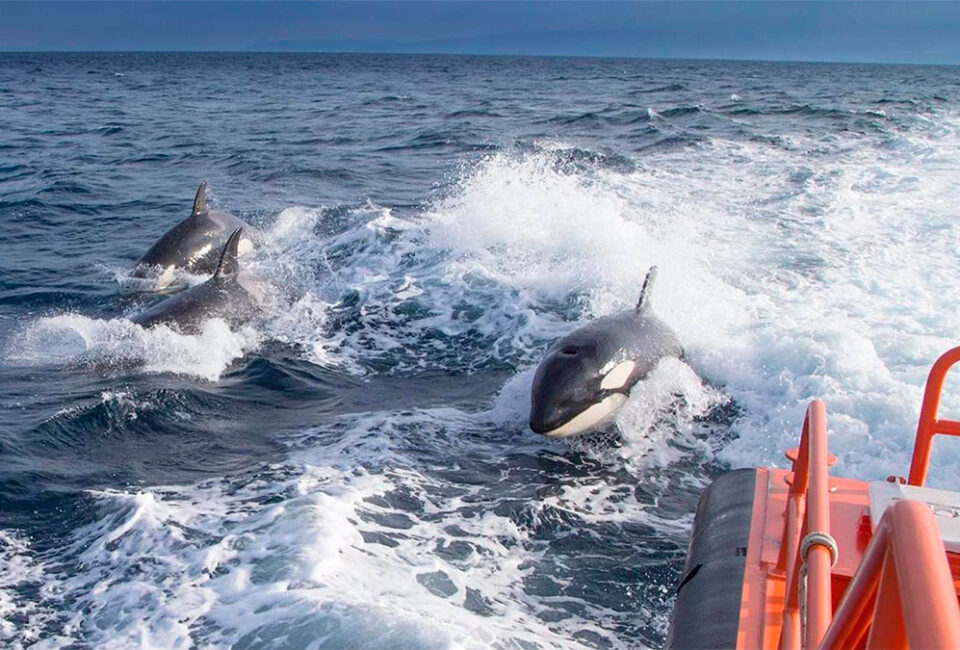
[0,52,958,648]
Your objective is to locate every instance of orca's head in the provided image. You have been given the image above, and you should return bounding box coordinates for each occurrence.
[529,341,636,437]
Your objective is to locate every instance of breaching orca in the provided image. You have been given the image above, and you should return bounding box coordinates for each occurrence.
[132,181,256,282]
[131,229,264,333]
[529,267,683,437]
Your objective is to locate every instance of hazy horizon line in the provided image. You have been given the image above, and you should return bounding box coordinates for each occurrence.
[2,49,955,68]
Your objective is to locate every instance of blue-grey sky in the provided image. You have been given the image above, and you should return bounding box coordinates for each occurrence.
[1,1,959,64]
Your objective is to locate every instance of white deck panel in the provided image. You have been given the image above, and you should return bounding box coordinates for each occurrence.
[868,481,960,553]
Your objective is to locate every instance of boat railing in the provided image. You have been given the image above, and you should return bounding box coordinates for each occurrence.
[777,345,960,649]
[778,399,834,649]
[908,346,960,486]
[817,499,960,649]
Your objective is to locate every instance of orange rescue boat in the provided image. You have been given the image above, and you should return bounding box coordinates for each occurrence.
[667,346,960,649]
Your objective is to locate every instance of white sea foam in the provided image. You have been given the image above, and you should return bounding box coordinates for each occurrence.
[5,315,258,381]
[0,530,49,647]
[23,407,665,648]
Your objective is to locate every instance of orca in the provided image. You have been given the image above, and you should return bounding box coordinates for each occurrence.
[529,267,683,437]
[131,229,264,333]
[132,181,256,282]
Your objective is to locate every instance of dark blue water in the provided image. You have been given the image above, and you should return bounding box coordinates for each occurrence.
[1,53,959,648]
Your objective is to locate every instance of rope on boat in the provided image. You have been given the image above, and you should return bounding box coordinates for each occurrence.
[799,531,839,647]
[801,531,839,567]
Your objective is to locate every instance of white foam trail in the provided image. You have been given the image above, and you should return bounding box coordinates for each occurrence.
[0,530,49,647]
[4,315,257,381]
[26,407,667,648]
[613,358,726,469]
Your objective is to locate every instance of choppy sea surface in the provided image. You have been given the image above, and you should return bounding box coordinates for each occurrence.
[0,52,958,648]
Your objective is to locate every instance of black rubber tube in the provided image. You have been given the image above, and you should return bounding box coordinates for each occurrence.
[666,468,758,649]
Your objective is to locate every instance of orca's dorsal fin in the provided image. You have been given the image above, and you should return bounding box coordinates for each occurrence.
[635,266,658,313]
[214,229,243,280]
[191,181,208,218]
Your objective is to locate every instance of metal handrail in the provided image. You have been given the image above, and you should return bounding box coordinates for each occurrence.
[778,400,833,649]
[774,348,960,648]
[818,500,960,649]
[908,346,960,486]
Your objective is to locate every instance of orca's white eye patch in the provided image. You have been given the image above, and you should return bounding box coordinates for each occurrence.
[600,360,635,390]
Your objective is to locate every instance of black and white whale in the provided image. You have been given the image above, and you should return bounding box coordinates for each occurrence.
[132,181,256,284]
[529,267,683,437]
[131,229,264,333]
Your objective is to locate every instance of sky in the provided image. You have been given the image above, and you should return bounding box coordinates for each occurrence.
[1,1,959,65]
